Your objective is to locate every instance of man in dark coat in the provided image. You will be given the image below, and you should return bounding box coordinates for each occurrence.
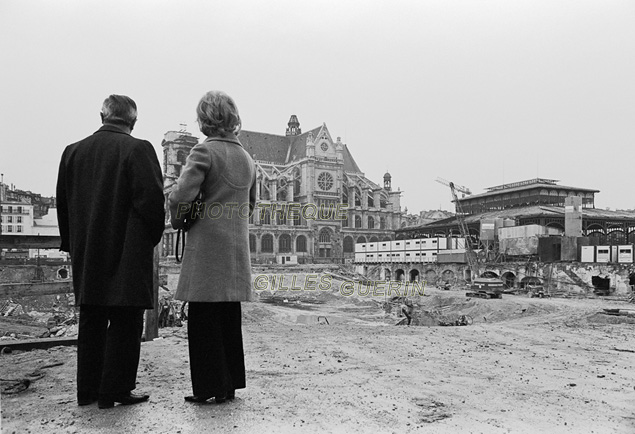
[56,94,165,409]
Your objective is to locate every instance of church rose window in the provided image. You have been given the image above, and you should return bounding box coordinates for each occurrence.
[318,172,334,191]
[321,142,329,152]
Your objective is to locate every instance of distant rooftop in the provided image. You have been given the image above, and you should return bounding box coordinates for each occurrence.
[462,178,599,202]
[485,178,560,192]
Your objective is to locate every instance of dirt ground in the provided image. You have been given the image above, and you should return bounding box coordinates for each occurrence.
[1,275,635,433]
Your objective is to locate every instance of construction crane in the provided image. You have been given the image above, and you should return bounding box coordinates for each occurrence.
[435,177,472,197]
[435,178,503,299]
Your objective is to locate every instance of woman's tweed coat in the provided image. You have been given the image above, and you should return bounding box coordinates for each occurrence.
[168,134,256,302]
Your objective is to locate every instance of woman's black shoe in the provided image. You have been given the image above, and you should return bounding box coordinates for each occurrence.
[227,390,235,400]
[77,392,98,406]
[98,392,149,409]
[215,396,227,404]
[184,395,211,403]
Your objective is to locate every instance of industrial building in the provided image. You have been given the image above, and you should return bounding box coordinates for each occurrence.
[398,178,635,243]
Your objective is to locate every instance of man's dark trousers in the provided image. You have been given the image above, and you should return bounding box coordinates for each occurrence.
[77,305,144,398]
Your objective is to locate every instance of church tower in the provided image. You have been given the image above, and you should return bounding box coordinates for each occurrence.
[383,172,392,191]
[285,115,301,136]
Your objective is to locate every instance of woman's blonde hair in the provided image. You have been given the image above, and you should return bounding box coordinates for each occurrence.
[196,90,241,138]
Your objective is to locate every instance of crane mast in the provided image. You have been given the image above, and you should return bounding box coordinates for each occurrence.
[436,177,504,298]
[447,182,480,281]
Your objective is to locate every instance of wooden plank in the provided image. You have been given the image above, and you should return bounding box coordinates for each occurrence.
[0,336,156,353]
[144,245,160,341]
[0,281,73,297]
[0,235,62,249]
[0,337,77,353]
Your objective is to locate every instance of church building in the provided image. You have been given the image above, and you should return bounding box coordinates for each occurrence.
[161,116,403,263]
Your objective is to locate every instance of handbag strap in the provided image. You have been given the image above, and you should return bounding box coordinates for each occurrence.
[175,228,186,263]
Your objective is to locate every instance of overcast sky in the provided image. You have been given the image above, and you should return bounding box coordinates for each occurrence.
[1,0,634,213]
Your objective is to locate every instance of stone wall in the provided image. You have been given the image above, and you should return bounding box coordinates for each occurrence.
[360,261,635,297]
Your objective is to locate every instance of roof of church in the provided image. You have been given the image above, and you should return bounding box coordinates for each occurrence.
[239,124,362,173]
[287,127,322,163]
[342,144,361,173]
[239,131,290,164]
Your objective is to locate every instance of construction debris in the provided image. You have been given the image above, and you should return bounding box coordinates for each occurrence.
[0,301,25,317]
[612,347,635,354]
[601,308,635,317]
[1,360,64,395]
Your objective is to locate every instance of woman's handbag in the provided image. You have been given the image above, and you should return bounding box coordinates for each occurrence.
[174,193,204,263]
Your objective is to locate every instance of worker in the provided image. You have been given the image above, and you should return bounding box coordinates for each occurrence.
[401,298,414,326]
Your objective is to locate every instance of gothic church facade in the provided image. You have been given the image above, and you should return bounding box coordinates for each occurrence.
[161,116,403,263]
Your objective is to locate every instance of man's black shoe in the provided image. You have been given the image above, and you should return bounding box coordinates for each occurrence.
[98,392,149,409]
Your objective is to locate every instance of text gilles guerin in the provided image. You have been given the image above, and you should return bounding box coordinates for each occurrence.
[254,274,426,297]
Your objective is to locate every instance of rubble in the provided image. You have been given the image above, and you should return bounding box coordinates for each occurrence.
[1,301,25,317]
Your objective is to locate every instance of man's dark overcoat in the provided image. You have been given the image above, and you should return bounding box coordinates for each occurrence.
[56,124,165,308]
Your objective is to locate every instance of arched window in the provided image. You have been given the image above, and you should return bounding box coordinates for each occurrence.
[355,215,362,228]
[260,181,270,201]
[341,214,348,228]
[380,193,388,209]
[279,234,291,252]
[367,192,374,208]
[278,208,287,225]
[343,236,354,253]
[357,236,366,244]
[319,228,332,243]
[368,216,375,229]
[261,234,273,252]
[370,236,379,242]
[354,188,361,207]
[296,235,307,252]
[262,208,271,225]
[249,234,256,252]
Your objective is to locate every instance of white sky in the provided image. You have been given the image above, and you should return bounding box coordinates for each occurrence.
[1,0,634,213]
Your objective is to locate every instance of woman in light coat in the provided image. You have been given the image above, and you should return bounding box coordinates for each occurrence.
[169,90,256,403]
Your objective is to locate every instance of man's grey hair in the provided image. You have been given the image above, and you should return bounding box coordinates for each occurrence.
[101,94,138,128]
[196,91,241,138]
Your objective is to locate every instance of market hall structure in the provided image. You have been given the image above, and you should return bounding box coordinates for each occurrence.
[396,178,635,246]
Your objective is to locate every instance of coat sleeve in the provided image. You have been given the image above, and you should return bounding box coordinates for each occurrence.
[55,148,70,253]
[249,163,257,216]
[128,140,165,246]
[168,143,212,229]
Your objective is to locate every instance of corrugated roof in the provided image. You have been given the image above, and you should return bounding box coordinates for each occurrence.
[398,205,635,232]
[460,183,599,201]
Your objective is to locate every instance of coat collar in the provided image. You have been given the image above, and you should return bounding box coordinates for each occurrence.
[203,133,242,147]
[95,124,131,135]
